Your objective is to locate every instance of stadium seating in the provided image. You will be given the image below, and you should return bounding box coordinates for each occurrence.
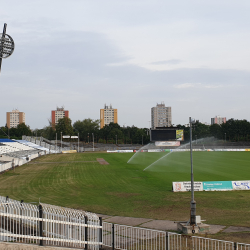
[17,140,49,152]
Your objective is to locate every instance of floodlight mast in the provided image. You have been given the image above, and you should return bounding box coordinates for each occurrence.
[0,23,7,73]
[0,23,15,74]
[189,117,196,228]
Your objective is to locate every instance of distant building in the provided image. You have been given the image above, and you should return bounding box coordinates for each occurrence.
[51,107,69,127]
[100,104,118,129]
[211,116,226,125]
[151,102,172,129]
[6,109,25,128]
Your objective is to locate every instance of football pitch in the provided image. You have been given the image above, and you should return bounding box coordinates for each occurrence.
[0,151,250,227]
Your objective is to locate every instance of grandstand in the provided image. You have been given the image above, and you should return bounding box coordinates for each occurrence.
[0,138,56,174]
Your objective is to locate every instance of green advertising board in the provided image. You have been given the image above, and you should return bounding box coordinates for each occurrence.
[203,181,233,191]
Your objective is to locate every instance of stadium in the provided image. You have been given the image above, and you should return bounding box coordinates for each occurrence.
[1,132,250,249]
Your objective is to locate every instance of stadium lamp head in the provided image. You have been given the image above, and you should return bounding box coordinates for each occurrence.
[0,23,15,73]
[189,117,195,124]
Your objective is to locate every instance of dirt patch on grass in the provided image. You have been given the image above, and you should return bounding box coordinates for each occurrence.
[107,192,140,198]
[97,158,109,165]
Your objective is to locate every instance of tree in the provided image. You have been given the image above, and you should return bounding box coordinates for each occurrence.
[16,123,32,137]
[0,126,9,138]
[39,126,56,140]
[209,124,222,139]
[73,118,100,141]
[55,117,74,136]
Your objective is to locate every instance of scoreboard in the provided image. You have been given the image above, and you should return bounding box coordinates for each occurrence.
[150,128,184,142]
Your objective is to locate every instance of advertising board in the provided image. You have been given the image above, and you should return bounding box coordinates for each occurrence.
[117,150,133,153]
[148,149,162,152]
[155,141,180,146]
[232,180,250,190]
[62,150,77,154]
[173,180,250,192]
[107,150,133,153]
[164,149,171,152]
[176,130,184,141]
[203,181,233,191]
[172,182,203,192]
[63,135,70,138]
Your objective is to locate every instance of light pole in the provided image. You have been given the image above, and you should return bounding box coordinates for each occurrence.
[92,133,94,151]
[56,133,57,154]
[88,133,89,143]
[116,135,117,144]
[78,133,79,152]
[189,117,196,228]
[225,133,226,142]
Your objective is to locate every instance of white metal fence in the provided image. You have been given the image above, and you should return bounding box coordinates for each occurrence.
[167,232,237,250]
[0,196,101,249]
[1,196,250,250]
[102,224,250,250]
[103,222,166,250]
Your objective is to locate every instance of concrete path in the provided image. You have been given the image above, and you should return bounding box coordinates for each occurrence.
[98,214,250,234]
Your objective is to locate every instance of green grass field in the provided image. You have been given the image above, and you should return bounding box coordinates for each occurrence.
[1,151,250,228]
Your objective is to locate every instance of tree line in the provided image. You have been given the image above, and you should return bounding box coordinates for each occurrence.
[177,118,250,142]
[1,118,250,144]
[40,118,151,144]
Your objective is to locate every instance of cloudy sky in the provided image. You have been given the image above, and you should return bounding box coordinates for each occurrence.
[1,0,250,130]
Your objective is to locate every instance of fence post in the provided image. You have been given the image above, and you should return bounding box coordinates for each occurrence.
[166,232,168,250]
[112,223,115,250]
[99,217,102,249]
[39,205,43,246]
[20,200,23,236]
[85,216,88,250]
[234,242,238,250]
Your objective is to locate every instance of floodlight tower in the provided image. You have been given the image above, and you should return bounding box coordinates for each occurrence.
[0,23,15,73]
[189,117,196,230]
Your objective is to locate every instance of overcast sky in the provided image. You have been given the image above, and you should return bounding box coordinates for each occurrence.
[1,0,250,130]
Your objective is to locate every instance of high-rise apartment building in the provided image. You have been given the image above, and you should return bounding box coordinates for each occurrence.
[151,102,172,129]
[6,109,25,128]
[211,116,226,125]
[100,104,118,129]
[51,107,69,127]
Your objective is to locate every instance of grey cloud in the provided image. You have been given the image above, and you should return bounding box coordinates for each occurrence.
[150,59,183,65]
[2,28,250,129]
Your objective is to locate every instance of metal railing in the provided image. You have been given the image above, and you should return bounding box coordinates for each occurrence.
[168,232,236,250]
[102,225,250,250]
[103,222,166,250]
[1,196,250,250]
[0,196,101,249]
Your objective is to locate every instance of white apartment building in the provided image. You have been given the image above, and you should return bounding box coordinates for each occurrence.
[151,102,172,129]
[6,109,25,128]
[100,104,118,129]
